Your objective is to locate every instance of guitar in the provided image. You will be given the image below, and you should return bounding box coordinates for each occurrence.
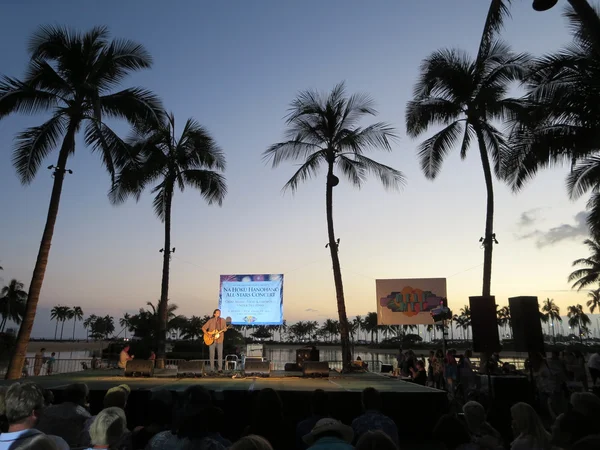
[203,324,232,346]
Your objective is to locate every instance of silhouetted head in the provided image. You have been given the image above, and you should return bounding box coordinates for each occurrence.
[231,435,274,450]
[182,386,212,409]
[63,383,89,406]
[361,388,381,412]
[355,430,396,450]
[310,389,328,416]
[433,414,471,450]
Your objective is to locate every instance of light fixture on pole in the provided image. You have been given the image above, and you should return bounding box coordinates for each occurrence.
[532,0,559,11]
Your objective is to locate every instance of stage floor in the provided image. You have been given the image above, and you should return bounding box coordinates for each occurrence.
[2,369,443,395]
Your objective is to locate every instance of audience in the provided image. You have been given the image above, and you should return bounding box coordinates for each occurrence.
[296,389,329,450]
[0,382,69,450]
[131,389,174,449]
[12,434,59,450]
[351,387,399,448]
[432,414,476,450]
[85,407,127,450]
[231,435,273,450]
[462,401,502,449]
[510,402,552,450]
[243,388,287,450]
[355,430,397,450]
[303,418,353,450]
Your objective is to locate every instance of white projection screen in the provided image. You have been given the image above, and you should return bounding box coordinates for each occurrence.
[376,278,447,325]
[219,274,284,325]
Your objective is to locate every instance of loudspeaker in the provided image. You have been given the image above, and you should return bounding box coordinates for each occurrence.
[509,296,545,353]
[302,361,329,377]
[381,364,393,373]
[244,360,270,377]
[284,363,299,371]
[124,360,154,377]
[296,347,319,368]
[469,296,501,353]
[177,360,205,378]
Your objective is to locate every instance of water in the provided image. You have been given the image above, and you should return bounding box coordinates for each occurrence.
[266,347,398,370]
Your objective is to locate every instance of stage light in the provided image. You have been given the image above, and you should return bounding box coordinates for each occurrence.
[532,0,559,11]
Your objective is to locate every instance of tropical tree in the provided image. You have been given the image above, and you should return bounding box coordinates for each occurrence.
[89,315,115,340]
[459,306,472,341]
[50,305,70,340]
[567,304,592,343]
[264,83,404,370]
[363,312,379,344]
[110,113,227,368]
[69,306,83,340]
[496,305,512,337]
[587,288,600,314]
[0,279,27,332]
[406,1,526,297]
[181,316,205,341]
[119,313,132,340]
[0,26,163,379]
[569,237,600,290]
[540,298,562,343]
[352,315,363,342]
[505,5,600,235]
[83,314,97,342]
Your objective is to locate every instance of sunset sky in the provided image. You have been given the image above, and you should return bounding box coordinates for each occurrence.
[1,0,598,338]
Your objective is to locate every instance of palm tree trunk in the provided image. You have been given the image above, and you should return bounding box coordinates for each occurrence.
[72,319,76,341]
[60,320,65,340]
[569,0,600,50]
[326,164,351,371]
[156,191,173,369]
[54,320,58,340]
[6,129,75,380]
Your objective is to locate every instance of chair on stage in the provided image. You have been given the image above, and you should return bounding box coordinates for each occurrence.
[225,354,239,371]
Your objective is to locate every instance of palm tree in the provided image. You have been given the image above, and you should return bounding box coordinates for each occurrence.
[0,279,27,332]
[264,83,404,370]
[567,304,592,343]
[460,306,472,341]
[0,26,162,379]
[83,314,97,342]
[69,306,83,341]
[406,1,526,297]
[119,313,132,339]
[363,312,379,344]
[57,306,70,340]
[50,305,66,340]
[181,316,204,341]
[587,289,600,314]
[110,113,226,368]
[569,237,600,290]
[540,298,562,343]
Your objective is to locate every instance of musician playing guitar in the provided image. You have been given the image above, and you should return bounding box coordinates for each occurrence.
[202,309,228,372]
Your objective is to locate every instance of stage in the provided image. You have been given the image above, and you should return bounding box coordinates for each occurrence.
[2,369,449,439]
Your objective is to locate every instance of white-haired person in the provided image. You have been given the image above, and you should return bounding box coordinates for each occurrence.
[510,402,552,450]
[85,407,127,450]
[462,401,503,449]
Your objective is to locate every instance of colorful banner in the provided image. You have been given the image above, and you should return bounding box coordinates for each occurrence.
[376,278,447,325]
[219,274,284,325]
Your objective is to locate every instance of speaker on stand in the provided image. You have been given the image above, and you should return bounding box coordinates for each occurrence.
[177,360,205,378]
[509,296,545,354]
[124,360,154,377]
[469,296,501,354]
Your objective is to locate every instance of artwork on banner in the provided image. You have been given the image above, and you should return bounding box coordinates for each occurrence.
[219,274,284,325]
[376,278,447,325]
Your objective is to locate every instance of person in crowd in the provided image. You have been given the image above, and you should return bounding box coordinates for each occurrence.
[355,430,397,450]
[427,350,435,387]
[85,407,127,450]
[232,435,274,450]
[552,392,600,449]
[432,414,476,450]
[409,360,427,386]
[396,348,405,373]
[46,352,56,375]
[510,402,552,450]
[118,345,134,369]
[296,389,329,450]
[33,348,46,376]
[12,434,59,450]
[178,405,231,448]
[147,386,213,450]
[351,387,399,448]
[0,386,8,433]
[462,401,502,449]
[79,384,130,447]
[0,382,69,450]
[573,435,600,450]
[22,359,29,378]
[42,389,54,407]
[149,351,156,363]
[131,389,174,450]
[243,388,287,450]
[586,349,600,386]
[403,350,416,377]
[303,418,353,450]
[445,349,458,393]
[35,382,90,447]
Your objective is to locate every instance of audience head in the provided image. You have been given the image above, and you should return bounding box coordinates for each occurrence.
[465,349,472,358]
[63,383,88,406]
[123,345,130,352]
[147,389,174,426]
[433,414,471,450]
[12,434,58,450]
[40,348,46,352]
[230,434,273,450]
[355,430,397,450]
[570,392,600,417]
[435,349,443,358]
[5,382,45,427]
[303,418,353,445]
[255,388,283,416]
[361,387,382,411]
[182,385,213,408]
[416,360,425,370]
[42,389,54,406]
[463,401,486,431]
[89,407,127,447]
[310,389,328,416]
[511,402,550,446]
[573,435,600,450]
[103,384,130,409]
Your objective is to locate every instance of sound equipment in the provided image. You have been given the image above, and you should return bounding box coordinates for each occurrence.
[296,347,319,368]
[203,325,233,346]
[469,296,501,353]
[124,360,154,377]
[284,363,299,371]
[244,360,271,377]
[177,360,205,378]
[381,364,393,373]
[509,296,545,353]
[302,361,329,377]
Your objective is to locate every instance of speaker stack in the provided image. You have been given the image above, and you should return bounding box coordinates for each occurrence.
[177,360,205,378]
[296,347,320,368]
[302,361,329,377]
[124,360,154,377]
[244,360,271,377]
[469,296,501,353]
[509,296,544,353]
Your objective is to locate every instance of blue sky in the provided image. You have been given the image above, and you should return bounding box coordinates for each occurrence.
[0,0,596,338]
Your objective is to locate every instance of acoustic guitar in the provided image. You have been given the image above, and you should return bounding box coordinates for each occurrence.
[203,325,232,346]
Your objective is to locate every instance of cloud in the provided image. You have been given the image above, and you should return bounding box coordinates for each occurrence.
[517,208,542,228]
[518,211,589,248]
[305,308,318,312]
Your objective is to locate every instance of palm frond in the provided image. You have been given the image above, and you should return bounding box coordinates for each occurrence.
[282,150,327,192]
[478,121,510,177]
[91,38,153,91]
[460,122,474,159]
[12,114,68,184]
[567,156,600,200]
[263,140,323,167]
[476,0,512,67]
[339,91,377,129]
[98,87,164,128]
[177,118,226,171]
[349,154,405,190]
[0,76,59,118]
[417,121,463,179]
[336,154,365,187]
[151,180,173,222]
[586,192,600,240]
[337,122,397,154]
[180,169,227,206]
[24,59,72,98]
[406,97,462,137]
